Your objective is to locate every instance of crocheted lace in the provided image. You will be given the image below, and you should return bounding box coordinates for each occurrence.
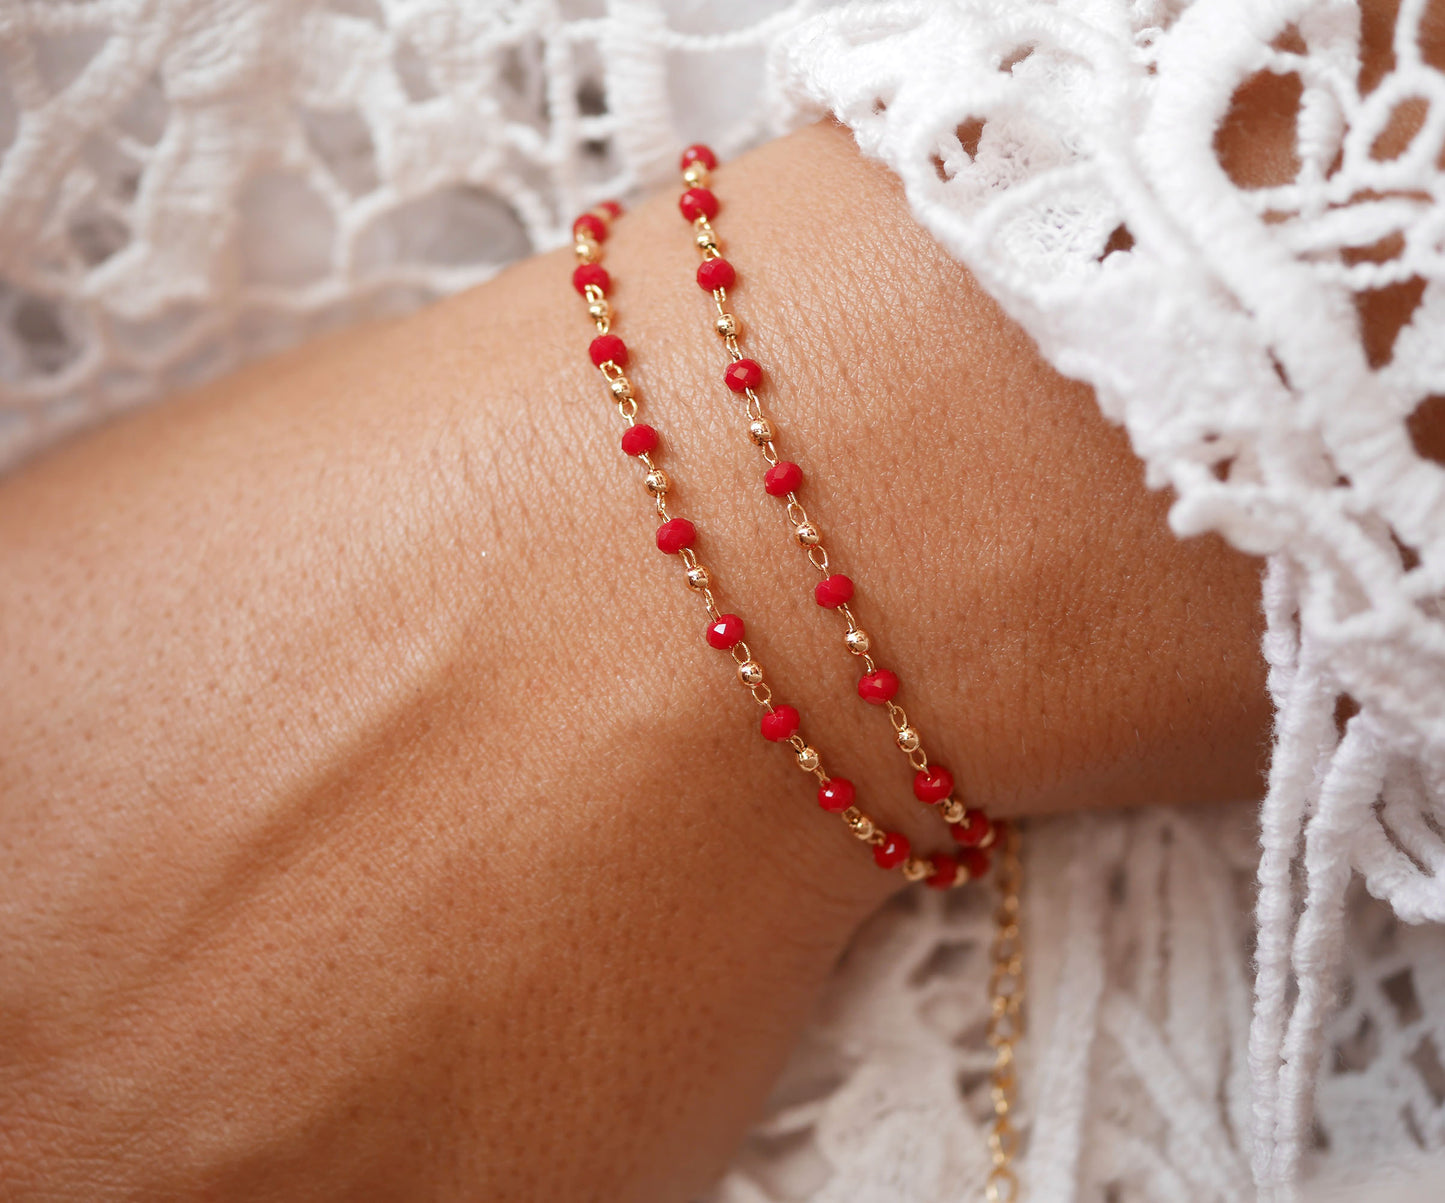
[2,1,1442,1199]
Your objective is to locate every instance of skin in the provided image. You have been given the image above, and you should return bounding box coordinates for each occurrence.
[0,121,1275,1200]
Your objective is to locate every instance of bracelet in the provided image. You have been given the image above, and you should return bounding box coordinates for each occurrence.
[568,165,993,889]
[676,145,1000,856]
[571,149,1026,1201]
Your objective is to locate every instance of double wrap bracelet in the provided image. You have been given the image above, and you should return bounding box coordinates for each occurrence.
[570,147,1003,888]
[566,145,1028,1201]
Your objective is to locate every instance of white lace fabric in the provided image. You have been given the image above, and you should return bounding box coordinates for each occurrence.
[2,2,1444,1200]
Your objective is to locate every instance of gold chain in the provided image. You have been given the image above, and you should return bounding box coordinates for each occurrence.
[984,821,1025,1202]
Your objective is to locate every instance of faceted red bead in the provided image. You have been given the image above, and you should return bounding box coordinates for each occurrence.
[620,424,658,456]
[913,766,954,804]
[857,669,899,704]
[572,263,610,295]
[763,461,802,496]
[874,831,911,870]
[814,574,854,608]
[960,848,992,879]
[589,334,628,368]
[680,143,718,172]
[817,777,855,813]
[655,517,696,554]
[573,213,607,243]
[679,187,719,221]
[597,200,623,219]
[760,705,800,742]
[696,258,735,291]
[950,809,992,847]
[706,613,745,649]
[926,854,959,890]
[724,358,762,392]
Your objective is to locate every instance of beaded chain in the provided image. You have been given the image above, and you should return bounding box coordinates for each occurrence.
[572,204,971,886]
[675,145,1001,862]
[567,148,1026,1196]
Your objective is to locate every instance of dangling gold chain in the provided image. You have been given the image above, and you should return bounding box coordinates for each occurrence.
[984,823,1025,1202]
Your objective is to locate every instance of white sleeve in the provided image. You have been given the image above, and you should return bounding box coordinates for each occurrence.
[773,1,1445,1197]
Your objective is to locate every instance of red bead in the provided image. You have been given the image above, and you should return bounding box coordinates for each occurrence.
[951,809,992,847]
[573,213,607,243]
[926,854,959,890]
[760,705,800,742]
[597,200,623,219]
[696,258,735,291]
[763,460,802,497]
[620,424,658,456]
[706,614,745,649]
[814,574,854,608]
[817,778,855,813]
[857,669,899,703]
[913,766,954,804]
[679,187,719,221]
[656,518,696,554]
[874,831,910,870]
[960,848,992,879]
[590,334,628,368]
[724,358,762,392]
[572,263,610,296]
[680,143,718,172]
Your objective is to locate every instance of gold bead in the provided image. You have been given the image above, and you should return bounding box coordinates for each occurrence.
[940,798,966,824]
[683,164,710,187]
[844,809,875,841]
[685,565,710,590]
[715,312,739,338]
[844,627,870,655]
[609,376,633,399]
[796,745,821,772]
[737,660,764,686]
[574,239,600,264]
[896,725,921,751]
[748,418,773,445]
[644,469,669,496]
[794,522,820,547]
[696,228,719,251]
[587,300,610,322]
[902,858,929,882]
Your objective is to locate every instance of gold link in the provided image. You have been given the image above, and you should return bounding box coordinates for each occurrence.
[982,822,1025,1203]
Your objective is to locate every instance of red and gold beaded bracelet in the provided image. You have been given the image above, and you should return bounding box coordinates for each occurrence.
[569,159,1026,1201]
[674,144,1000,871]
[568,199,976,888]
